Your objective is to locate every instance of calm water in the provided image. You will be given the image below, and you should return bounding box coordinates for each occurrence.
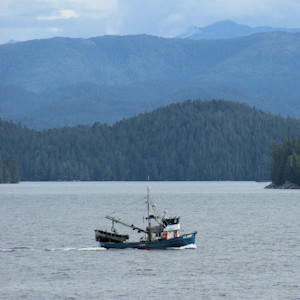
[1,181,300,299]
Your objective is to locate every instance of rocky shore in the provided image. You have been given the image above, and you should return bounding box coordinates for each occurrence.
[265,181,300,189]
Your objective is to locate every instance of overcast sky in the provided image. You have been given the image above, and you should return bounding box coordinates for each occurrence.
[2,0,300,44]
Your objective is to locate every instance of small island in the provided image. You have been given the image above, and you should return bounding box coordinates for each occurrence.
[265,137,300,189]
[265,181,300,189]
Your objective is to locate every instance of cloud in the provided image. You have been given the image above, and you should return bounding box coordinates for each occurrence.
[49,27,63,33]
[44,0,117,11]
[38,0,118,19]
[37,9,78,21]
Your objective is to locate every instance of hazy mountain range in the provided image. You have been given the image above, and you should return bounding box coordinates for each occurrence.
[177,20,300,40]
[1,23,300,128]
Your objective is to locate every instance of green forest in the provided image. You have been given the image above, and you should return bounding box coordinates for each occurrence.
[1,99,300,182]
[271,137,300,185]
[0,156,20,183]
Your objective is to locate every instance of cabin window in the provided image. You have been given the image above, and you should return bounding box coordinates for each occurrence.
[163,218,179,226]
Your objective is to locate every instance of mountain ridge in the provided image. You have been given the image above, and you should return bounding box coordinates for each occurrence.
[1,31,300,128]
[177,20,300,40]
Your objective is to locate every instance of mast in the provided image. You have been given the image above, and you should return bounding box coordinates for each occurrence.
[147,185,152,241]
[147,186,151,227]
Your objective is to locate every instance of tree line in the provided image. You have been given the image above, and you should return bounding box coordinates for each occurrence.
[1,99,300,182]
[271,137,300,185]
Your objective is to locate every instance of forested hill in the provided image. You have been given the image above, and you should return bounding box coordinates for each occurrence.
[1,100,300,182]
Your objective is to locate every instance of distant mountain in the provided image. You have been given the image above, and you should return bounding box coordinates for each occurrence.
[0,80,188,128]
[177,20,300,40]
[1,32,300,128]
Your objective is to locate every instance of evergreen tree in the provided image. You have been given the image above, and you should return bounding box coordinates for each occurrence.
[270,137,300,185]
[0,156,20,183]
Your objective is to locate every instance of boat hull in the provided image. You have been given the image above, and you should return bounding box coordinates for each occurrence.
[99,232,197,249]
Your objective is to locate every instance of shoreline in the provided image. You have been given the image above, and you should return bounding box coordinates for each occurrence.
[265,181,300,189]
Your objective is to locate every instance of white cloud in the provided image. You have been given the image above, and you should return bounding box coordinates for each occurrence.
[49,27,63,32]
[38,0,118,18]
[37,9,78,21]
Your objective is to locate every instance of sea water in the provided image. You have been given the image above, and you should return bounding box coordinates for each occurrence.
[1,181,300,299]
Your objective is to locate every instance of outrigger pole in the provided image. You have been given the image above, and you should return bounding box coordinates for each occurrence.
[106,215,149,234]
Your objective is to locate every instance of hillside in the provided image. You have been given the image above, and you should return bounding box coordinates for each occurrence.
[1,32,300,128]
[1,100,300,181]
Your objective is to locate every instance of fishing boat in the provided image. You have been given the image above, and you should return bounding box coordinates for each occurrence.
[95,186,197,249]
